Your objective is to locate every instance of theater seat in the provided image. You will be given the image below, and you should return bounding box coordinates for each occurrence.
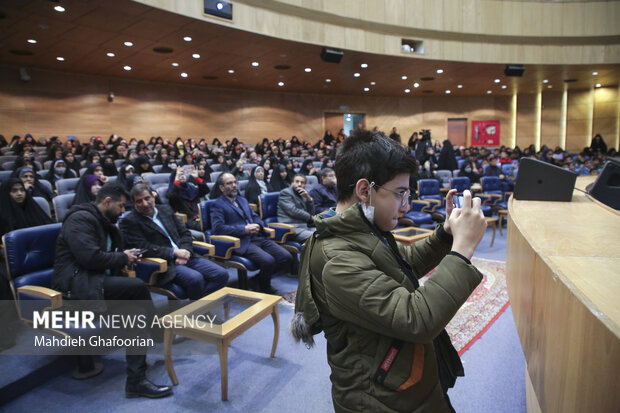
[52,193,75,222]
[56,177,80,195]
[258,192,302,255]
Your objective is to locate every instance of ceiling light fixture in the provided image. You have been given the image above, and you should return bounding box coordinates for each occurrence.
[401,75,407,80]
[370,82,376,86]
[595,83,602,88]
[251,61,259,67]
[361,63,368,68]
[592,71,599,76]
[436,69,444,74]
[228,69,234,74]
[124,41,133,47]
[123,66,132,71]
[501,85,507,89]
[457,84,463,89]
[172,62,179,67]
[354,73,360,78]
[56,56,65,61]
[27,39,37,44]
[413,82,420,88]
[486,90,492,94]
[494,79,500,83]
[278,82,284,87]
[304,68,311,72]
[106,52,115,57]
[325,79,331,83]
[192,53,200,59]
[445,90,451,94]
[183,36,192,42]
[543,79,549,84]
[363,87,370,92]
[54,5,65,12]
[404,89,411,93]
[181,72,188,78]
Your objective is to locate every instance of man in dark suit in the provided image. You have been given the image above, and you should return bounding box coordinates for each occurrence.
[210,173,292,294]
[309,167,337,214]
[120,183,228,300]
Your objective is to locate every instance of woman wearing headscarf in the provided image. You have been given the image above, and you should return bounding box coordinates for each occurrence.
[244,165,273,205]
[269,165,290,192]
[133,155,154,175]
[63,150,81,176]
[154,148,170,166]
[43,159,77,186]
[300,159,319,179]
[0,178,52,237]
[437,139,459,171]
[590,134,608,154]
[13,166,53,202]
[101,156,118,177]
[71,173,104,206]
[166,167,208,231]
[117,164,136,192]
[159,158,178,175]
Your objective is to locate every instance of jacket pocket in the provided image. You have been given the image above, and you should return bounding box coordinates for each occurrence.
[371,338,424,392]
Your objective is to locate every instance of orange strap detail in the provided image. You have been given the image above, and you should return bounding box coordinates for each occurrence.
[396,343,425,391]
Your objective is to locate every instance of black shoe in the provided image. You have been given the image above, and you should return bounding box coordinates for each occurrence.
[125,378,173,399]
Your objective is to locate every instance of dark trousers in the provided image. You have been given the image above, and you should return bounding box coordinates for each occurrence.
[243,238,292,289]
[169,256,229,300]
[102,276,152,383]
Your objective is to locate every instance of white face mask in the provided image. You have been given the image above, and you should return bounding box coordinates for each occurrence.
[360,181,375,222]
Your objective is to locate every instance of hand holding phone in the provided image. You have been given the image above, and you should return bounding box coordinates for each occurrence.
[138,248,148,256]
[454,196,465,208]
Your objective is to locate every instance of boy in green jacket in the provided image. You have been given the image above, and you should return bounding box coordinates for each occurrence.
[292,130,487,412]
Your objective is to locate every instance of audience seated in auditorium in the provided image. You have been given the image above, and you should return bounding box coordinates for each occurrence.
[309,167,337,214]
[121,183,228,300]
[277,174,316,243]
[269,165,290,192]
[43,159,77,186]
[63,150,81,176]
[211,173,292,294]
[0,178,52,237]
[14,166,53,202]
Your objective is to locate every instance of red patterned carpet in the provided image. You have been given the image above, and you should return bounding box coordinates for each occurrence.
[281,257,509,356]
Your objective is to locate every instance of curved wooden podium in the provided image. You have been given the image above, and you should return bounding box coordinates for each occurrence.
[506,176,620,413]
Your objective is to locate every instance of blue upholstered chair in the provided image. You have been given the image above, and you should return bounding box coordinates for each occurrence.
[198,200,259,290]
[417,179,446,221]
[257,192,302,255]
[143,173,170,188]
[56,177,80,195]
[480,176,505,210]
[33,197,51,219]
[399,200,434,228]
[450,177,492,217]
[52,193,75,222]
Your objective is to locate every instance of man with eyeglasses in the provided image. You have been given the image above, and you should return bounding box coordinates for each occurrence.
[211,172,293,294]
[292,130,487,413]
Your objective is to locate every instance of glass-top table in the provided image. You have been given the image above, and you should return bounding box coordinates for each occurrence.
[162,287,282,400]
[391,227,434,245]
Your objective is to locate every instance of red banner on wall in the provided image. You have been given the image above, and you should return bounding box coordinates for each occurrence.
[471,120,500,146]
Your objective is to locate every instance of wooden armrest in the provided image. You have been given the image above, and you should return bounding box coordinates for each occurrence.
[209,235,241,259]
[193,240,215,256]
[263,227,275,239]
[137,258,168,285]
[268,222,295,243]
[17,286,63,310]
[268,222,295,231]
[250,203,257,212]
[175,212,188,223]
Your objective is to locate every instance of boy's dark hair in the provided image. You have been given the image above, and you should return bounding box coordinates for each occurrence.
[95,182,129,204]
[129,183,151,201]
[335,130,417,202]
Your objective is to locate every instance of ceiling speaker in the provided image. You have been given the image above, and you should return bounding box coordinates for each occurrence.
[321,48,343,63]
[505,65,525,77]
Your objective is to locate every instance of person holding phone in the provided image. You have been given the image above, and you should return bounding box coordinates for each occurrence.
[277,174,316,243]
[292,130,487,413]
[167,165,209,231]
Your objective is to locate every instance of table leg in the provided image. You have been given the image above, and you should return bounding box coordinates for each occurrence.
[224,301,230,321]
[490,221,497,247]
[164,329,178,385]
[218,340,229,401]
[270,305,280,358]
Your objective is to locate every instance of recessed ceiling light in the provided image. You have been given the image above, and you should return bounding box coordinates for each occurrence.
[592,71,599,76]
[457,84,463,88]
[124,41,133,47]
[27,39,37,44]
[325,79,331,83]
[543,79,549,84]
[445,90,451,94]
[106,52,115,57]
[361,63,368,68]
[56,56,65,61]
[354,73,360,78]
[181,72,188,78]
[227,69,234,74]
[192,53,200,59]
[304,68,311,72]
[413,82,420,88]
[171,62,179,67]
[501,85,507,89]
[436,69,444,74]
[363,87,370,92]
[54,5,65,12]
[251,61,259,67]
[123,66,132,71]
[401,75,407,80]
[278,82,284,87]
[547,85,552,88]
[595,83,601,88]
[183,36,192,42]
[486,90,492,94]
[370,81,376,86]
[494,79,500,83]
[404,89,411,93]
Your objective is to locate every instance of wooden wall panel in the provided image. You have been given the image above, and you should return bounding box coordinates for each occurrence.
[593,87,619,149]
[1,65,617,152]
[567,90,593,152]
[541,91,564,150]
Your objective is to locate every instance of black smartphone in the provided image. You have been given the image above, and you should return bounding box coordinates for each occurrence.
[138,248,148,256]
[455,196,465,208]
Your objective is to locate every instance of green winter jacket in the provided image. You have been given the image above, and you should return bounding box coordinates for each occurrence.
[293,204,483,413]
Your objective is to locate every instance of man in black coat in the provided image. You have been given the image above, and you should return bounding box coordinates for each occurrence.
[52,183,172,399]
[120,183,228,300]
